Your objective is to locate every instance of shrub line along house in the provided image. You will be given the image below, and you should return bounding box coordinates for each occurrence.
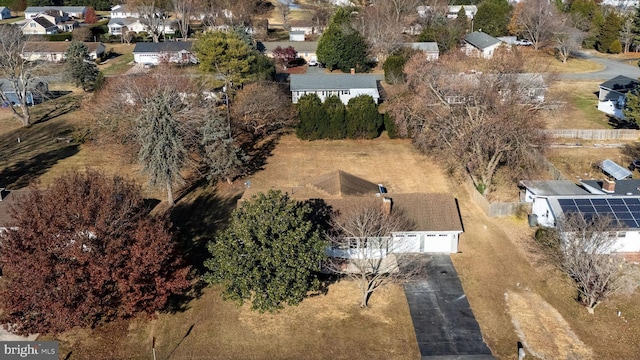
[290,73,380,105]
[240,170,464,258]
[132,42,197,65]
[597,75,639,119]
[521,177,640,253]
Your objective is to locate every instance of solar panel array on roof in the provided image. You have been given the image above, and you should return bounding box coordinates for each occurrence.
[600,159,632,180]
[558,197,640,228]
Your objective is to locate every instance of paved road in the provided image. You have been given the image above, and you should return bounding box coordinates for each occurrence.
[403,255,495,359]
[561,50,640,81]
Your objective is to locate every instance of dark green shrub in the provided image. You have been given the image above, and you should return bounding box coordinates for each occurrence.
[383,55,406,85]
[296,94,328,140]
[323,96,346,139]
[346,95,381,139]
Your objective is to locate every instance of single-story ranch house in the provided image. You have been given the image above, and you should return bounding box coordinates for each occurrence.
[240,170,464,256]
[597,75,639,119]
[403,42,439,60]
[259,41,318,63]
[132,42,197,65]
[0,79,48,106]
[463,31,505,59]
[521,179,640,253]
[24,6,86,19]
[290,73,380,105]
[22,42,105,62]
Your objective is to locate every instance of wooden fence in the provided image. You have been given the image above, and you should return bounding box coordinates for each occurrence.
[463,178,526,217]
[543,129,639,141]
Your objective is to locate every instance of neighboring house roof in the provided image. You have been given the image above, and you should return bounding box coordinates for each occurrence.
[289,30,305,35]
[289,19,313,28]
[0,6,10,13]
[403,42,439,52]
[31,17,56,29]
[310,170,380,197]
[108,17,139,27]
[520,180,590,197]
[547,195,640,230]
[464,31,502,50]
[599,75,639,93]
[24,6,85,14]
[133,42,193,53]
[23,41,104,54]
[0,78,47,92]
[581,179,640,196]
[259,41,318,54]
[290,74,378,91]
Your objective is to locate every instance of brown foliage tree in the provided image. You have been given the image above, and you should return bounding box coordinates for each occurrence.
[84,6,98,24]
[0,171,190,335]
[72,26,93,42]
[386,52,548,195]
[231,82,296,138]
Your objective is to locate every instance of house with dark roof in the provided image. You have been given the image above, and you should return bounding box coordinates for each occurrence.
[22,42,105,62]
[463,31,506,59]
[240,170,464,256]
[132,42,197,65]
[521,178,640,253]
[290,73,380,105]
[598,75,639,119]
[21,17,58,35]
[0,79,48,106]
[0,6,11,20]
[24,6,86,19]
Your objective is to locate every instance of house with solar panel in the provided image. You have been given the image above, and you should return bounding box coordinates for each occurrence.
[290,73,380,105]
[598,75,639,119]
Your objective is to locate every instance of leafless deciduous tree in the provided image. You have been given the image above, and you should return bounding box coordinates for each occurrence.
[200,0,258,28]
[620,16,634,53]
[173,0,194,40]
[508,0,560,50]
[356,0,420,62]
[386,52,548,195]
[231,82,296,138]
[128,0,171,42]
[324,200,424,308]
[537,214,638,314]
[0,26,44,127]
[275,0,292,29]
[553,18,585,63]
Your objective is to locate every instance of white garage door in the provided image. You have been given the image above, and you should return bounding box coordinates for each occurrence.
[393,234,421,253]
[423,234,454,253]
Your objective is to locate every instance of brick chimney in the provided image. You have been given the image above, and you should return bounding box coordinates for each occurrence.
[382,197,392,215]
[602,179,616,193]
[350,68,355,74]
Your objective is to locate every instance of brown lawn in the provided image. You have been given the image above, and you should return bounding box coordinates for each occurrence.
[522,47,605,74]
[543,80,611,130]
[546,146,636,181]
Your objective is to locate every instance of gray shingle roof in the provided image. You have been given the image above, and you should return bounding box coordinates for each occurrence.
[403,42,439,53]
[581,179,640,196]
[464,31,502,50]
[290,73,378,91]
[25,6,86,13]
[32,17,56,29]
[259,41,318,54]
[599,75,639,93]
[520,180,590,197]
[133,42,192,53]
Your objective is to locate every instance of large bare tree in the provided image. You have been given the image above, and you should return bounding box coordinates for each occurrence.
[325,200,423,308]
[537,214,638,314]
[386,52,548,195]
[173,0,195,40]
[128,0,171,42]
[0,26,43,127]
[231,82,296,139]
[553,23,585,63]
[508,0,561,50]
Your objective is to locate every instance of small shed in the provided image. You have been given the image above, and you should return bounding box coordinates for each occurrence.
[289,30,305,42]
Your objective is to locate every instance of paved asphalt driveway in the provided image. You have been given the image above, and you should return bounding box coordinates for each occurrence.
[403,255,495,360]
[561,50,640,81]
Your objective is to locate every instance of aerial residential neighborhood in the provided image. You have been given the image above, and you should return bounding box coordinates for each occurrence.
[1,0,640,359]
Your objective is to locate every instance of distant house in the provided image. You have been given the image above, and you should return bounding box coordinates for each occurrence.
[22,17,58,35]
[521,178,640,253]
[108,17,177,36]
[0,78,48,106]
[0,6,11,19]
[260,41,318,63]
[403,42,439,60]
[444,73,547,105]
[289,30,305,42]
[240,170,464,256]
[132,42,197,65]
[463,31,505,59]
[24,6,86,19]
[22,42,106,62]
[290,73,380,105]
[289,19,315,35]
[418,5,478,19]
[597,75,639,119]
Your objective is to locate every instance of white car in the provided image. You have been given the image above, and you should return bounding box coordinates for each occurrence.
[308,57,318,66]
[516,39,533,46]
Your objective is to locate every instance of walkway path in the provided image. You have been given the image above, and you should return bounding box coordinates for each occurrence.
[562,50,640,80]
[403,254,495,359]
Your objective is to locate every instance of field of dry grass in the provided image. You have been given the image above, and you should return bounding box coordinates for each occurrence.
[522,48,605,74]
[546,146,636,181]
[543,80,611,130]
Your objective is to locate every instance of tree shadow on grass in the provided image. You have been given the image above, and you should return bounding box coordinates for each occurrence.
[243,134,280,177]
[608,114,639,129]
[165,185,243,313]
[0,144,79,188]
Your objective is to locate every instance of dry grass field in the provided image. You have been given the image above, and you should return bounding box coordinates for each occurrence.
[522,47,605,74]
[546,146,636,181]
[543,80,611,130]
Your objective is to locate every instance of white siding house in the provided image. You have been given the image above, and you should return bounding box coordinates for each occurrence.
[597,75,639,119]
[463,31,505,59]
[290,73,380,105]
[132,42,197,65]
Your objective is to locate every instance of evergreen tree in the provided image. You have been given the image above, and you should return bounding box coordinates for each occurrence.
[346,95,381,139]
[137,89,186,206]
[201,109,246,184]
[203,190,327,312]
[597,12,622,53]
[623,89,640,126]
[383,112,398,138]
[296,94,327,140]
[383,55,407,84]
[633,6,640,50]
[323,96,346,139]
[474,0,512,37]
[317,7,370,72]
[455,6,470,34]
[64,41,99,91]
